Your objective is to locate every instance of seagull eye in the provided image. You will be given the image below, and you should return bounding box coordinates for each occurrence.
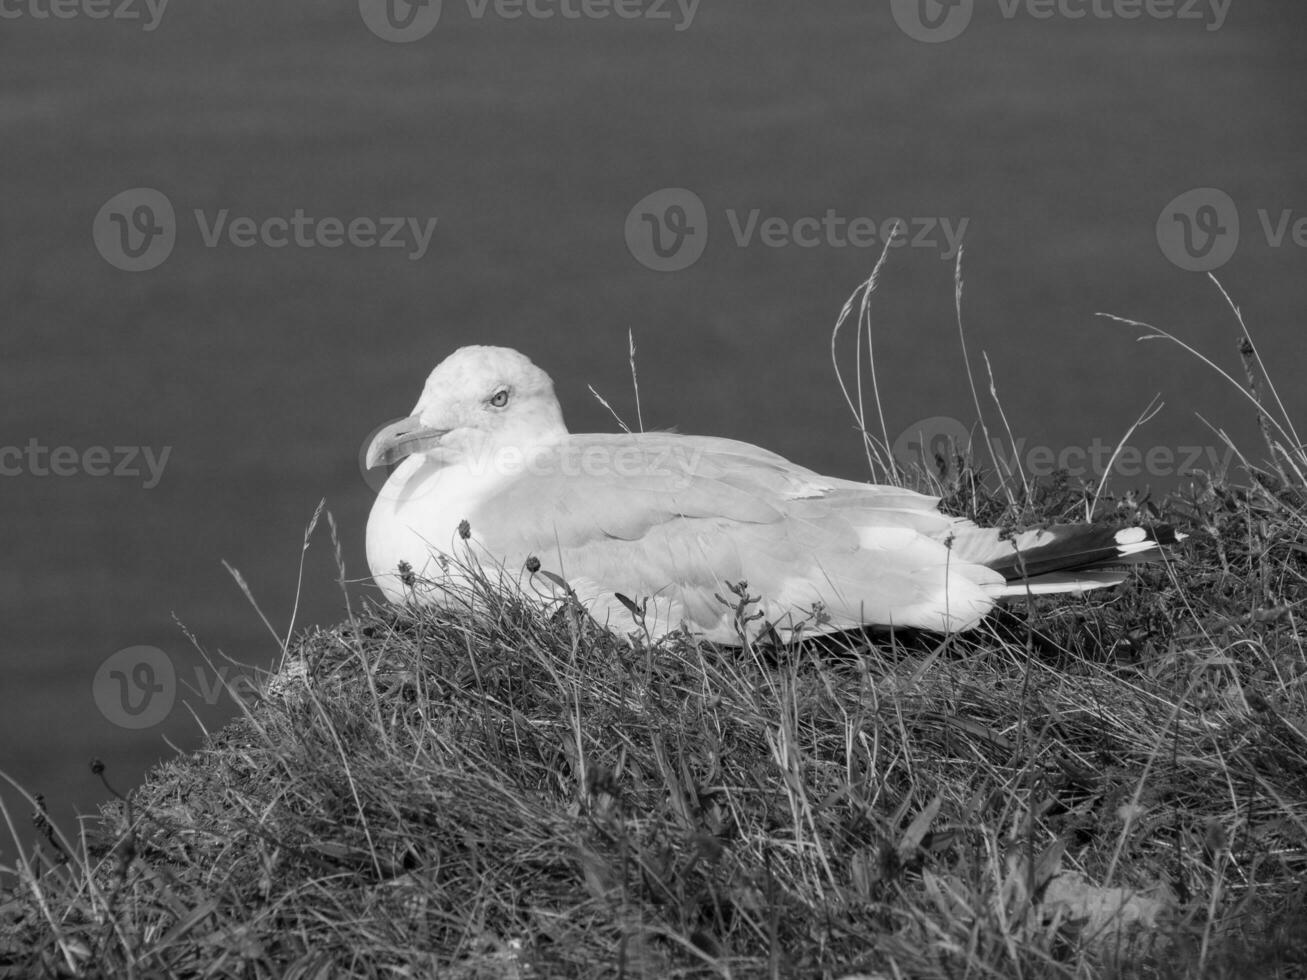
[489,389,509,408]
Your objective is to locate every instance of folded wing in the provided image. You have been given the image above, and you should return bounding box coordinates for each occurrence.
[464,433,1008,641]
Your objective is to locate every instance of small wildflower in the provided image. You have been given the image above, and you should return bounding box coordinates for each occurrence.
[526,556,541,573]
[398,560,415,588]
[458,519,471,540]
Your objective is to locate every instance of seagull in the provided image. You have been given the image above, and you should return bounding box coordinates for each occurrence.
[365,346,1180,644]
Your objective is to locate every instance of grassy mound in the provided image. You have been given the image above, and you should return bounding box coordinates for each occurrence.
[5,269,1305,977]
[3,462,1306,979]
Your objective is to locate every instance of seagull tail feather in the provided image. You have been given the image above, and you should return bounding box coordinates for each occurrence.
[982,524,1186,585]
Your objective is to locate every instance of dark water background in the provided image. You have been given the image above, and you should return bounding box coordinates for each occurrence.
[3,0,1305,859]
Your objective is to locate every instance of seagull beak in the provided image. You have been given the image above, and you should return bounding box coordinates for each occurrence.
[365,416,450,468]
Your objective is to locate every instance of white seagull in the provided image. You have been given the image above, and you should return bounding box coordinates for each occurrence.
[365,346,1179,644]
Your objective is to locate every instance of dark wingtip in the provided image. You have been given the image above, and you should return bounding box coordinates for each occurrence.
[988,523,1186,582]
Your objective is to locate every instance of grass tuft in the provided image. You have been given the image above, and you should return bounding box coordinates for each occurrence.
[3,462,1306,978]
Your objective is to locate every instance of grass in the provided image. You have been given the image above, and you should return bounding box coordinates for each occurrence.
[2,273,1305,978]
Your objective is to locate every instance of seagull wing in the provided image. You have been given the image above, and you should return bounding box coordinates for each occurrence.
[464,433,1002,641]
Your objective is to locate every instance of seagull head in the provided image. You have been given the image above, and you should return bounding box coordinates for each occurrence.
[365,346,568,470]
